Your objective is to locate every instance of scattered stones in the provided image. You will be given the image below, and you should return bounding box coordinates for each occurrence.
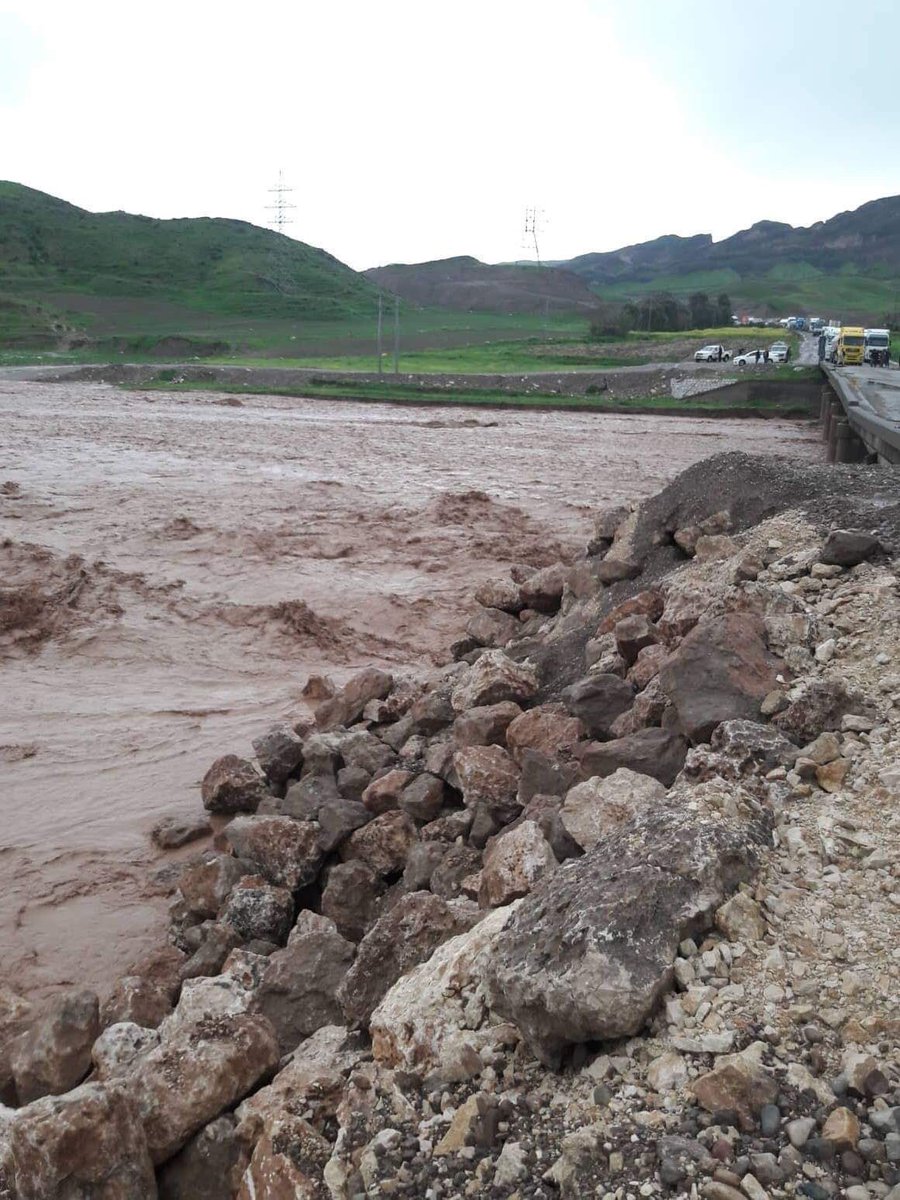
[450,649,538,712]
[150,811,211,850]
[820,529,881,567]
[692,1043,778,1131]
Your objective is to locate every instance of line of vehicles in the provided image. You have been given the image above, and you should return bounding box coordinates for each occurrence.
[693,340,790,364]
[822,325,892,367]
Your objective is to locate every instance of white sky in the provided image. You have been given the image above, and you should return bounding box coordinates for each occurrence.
[2,0,899,270]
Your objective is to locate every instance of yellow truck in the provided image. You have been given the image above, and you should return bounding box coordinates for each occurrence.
[836,326,865,366]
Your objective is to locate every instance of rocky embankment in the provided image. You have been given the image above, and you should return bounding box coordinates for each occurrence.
[1,452,899,1200]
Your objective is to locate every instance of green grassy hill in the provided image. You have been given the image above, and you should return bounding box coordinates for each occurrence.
[0,181,380,348]
[554,196,900,323]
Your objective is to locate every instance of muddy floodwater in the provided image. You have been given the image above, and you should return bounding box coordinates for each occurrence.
[0,380,823,1012]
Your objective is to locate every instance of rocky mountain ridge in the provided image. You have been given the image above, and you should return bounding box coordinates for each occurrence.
[1,452,898,1200]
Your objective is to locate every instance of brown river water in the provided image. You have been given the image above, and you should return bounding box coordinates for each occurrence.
[0,379,822,1019]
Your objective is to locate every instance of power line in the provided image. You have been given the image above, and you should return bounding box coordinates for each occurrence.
[266,169,296,234]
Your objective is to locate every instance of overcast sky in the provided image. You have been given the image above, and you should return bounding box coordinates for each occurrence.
[2,0,899,270]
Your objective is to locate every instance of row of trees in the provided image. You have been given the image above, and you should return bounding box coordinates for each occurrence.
[589,291,733,338]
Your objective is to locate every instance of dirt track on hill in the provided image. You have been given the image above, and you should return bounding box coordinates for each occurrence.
[0,379,823,1013]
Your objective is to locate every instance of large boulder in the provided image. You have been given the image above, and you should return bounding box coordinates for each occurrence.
[561,674,635,738]
[371,903,521,1083]
[361,768,412,814]
[251,723,305,785]
[11,989,100,1105]
[658,613,781,743]
[466,606,521,648]
[132,1011,279,1164]
[5,1081,157,1199]
[156,1114,247,1200]
[479,821,557,908]
[338,892,479,1028]
[201,755,268,815]
[450,650,538,712]
[178,854,246,921]
[234,1026,363,1200]
[575,727,688,787]
[321,861,385,942]
[253,912,356,1055]
[820,529,881,567]
[484,804,763,1064]
[340,810,418,877]
[224,815,324,890]
[452,701,522,748]
[505,704,584,765]
[454,744,521,823]
[315,668,393,730]
[560,768,667,852]
[221,878,294,944]
[519,562,567,613]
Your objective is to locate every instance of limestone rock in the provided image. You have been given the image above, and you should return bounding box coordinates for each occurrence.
[450,650,538,713]
[479,820,557,907]
[560,768,667,852]
[253,912,355,1055]
[91,1021,160,1081]
[133,1011,279,1164]
[224,815,324,890]
[715,892,766,942]
[659,613,781,743]
[339,891,479,1028]
[340,810,418,877]
[576,727,688,787]
[692,1042,778,1130]
[431,844,483,900]
[237,1116,330,1199]
[614,614,660,665]
[709,720,799,775]
[11,989,100,1105]
[561,673,635,738]
[772,680,856,743]
[201,755,268,815]
[484,805,762,1063]
[6,1081,156,1199]
[371,904,519,1084]
[822,1105,861,1150]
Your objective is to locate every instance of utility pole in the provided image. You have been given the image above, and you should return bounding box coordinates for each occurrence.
[265,169,295,234]
[524,207,548,336]
[393,296,400,375]
[376,293,384,377]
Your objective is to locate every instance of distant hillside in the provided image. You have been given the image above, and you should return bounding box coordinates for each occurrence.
[365,256,598,315]
[0,182,379,346]
[551,196,900,321]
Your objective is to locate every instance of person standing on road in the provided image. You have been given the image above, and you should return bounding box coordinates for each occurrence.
[755,349,761,364]
[717,346,722,362]
[818,333,826,361]
[763,349,769,364]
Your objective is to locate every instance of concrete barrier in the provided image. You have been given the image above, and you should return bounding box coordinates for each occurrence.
[820,365,900,466]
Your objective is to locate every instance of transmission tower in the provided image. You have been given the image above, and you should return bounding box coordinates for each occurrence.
[266,169,296,234]
[523,206,545,267]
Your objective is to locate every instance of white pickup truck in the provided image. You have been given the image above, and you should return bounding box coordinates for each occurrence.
[693,344,731,362]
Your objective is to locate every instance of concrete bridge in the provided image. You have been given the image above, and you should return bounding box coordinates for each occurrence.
[819,363,900,465]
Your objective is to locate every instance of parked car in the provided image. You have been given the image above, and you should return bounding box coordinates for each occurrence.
[732,350,761,366]
[694,344,731,362]
[769,341,790,363]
